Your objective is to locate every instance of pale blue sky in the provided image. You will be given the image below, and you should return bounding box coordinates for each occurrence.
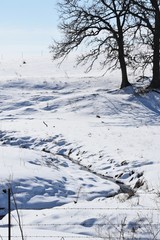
[0,0,59,57]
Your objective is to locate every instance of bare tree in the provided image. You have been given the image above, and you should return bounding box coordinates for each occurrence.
[131,0,160,89]
[50,0,133,88]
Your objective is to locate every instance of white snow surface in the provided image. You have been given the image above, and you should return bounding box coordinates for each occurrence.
[0,56,160,239]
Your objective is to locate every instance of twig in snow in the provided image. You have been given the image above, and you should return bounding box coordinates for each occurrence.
[43,121,48,127]
[10,187,25,240]
[74,186,82,204]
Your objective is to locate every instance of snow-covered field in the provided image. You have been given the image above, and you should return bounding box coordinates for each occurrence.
[0,56,160,239]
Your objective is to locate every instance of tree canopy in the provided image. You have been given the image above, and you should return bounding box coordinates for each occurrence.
[51,0,160,89]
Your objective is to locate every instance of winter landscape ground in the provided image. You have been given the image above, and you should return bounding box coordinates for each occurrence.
[0,55,160,239]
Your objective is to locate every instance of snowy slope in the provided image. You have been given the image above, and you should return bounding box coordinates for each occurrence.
[0,56,160,239]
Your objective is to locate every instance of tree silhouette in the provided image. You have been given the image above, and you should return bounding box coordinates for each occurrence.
[51,0,133,88]
[131,0,160,88]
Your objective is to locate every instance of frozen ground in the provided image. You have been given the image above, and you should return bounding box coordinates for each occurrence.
[0,56,160,239]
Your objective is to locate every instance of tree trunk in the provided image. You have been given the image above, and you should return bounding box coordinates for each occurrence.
[119,55,131,89]
[118,38,131,89]
[116,17,131,89]
[149,12,160,88]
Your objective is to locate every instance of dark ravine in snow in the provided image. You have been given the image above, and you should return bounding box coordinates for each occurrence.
[0,131,134,205]
[42,148,135,198]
